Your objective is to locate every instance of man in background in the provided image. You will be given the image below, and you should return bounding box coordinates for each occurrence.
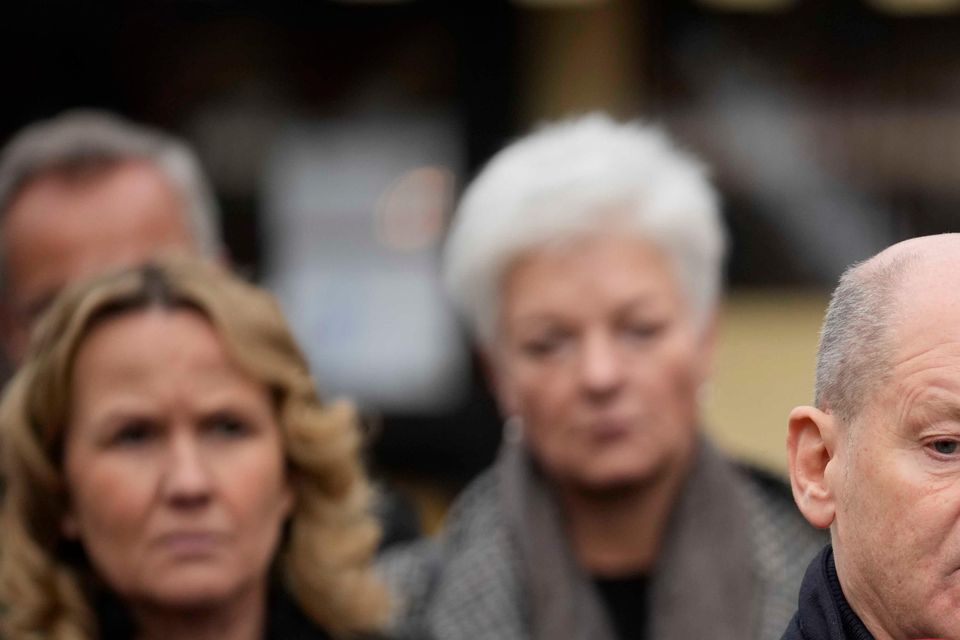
[785,233,960,639]
[0,109,222,365]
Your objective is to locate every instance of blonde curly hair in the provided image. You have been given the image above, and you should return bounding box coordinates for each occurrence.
[0,255,391,639]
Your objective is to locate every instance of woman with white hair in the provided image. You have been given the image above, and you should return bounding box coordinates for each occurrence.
[379,114,824,640]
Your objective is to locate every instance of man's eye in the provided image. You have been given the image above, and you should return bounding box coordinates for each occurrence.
[930,439,959,455]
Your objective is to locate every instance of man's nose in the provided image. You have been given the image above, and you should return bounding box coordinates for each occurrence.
[578,331,625,397]
[162,430,213,507]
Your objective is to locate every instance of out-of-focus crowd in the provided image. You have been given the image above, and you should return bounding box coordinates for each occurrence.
[0,109,955,640]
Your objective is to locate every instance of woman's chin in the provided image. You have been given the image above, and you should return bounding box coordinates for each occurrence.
[129,575,251,612]
[563,463,664,496]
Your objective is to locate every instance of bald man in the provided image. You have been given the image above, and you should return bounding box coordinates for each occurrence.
[784,233,960,640]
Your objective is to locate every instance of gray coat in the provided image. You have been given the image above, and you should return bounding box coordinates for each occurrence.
[378,437,826,640]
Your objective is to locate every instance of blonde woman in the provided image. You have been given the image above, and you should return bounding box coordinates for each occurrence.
[0,256,390,640]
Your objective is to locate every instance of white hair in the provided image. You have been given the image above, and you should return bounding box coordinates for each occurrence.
[0,109,223,288]
[443,113,727,348]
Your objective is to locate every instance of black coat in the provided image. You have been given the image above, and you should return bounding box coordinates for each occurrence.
[780,545,873,640]
[98,585,332,640]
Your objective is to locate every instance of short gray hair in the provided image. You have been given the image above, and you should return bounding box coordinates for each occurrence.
[0,109,223,282]
[443,113,726,348]
[814,253,916,424]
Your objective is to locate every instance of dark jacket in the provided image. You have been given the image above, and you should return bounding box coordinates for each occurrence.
[780,545,873,640]
[98,584,332,640]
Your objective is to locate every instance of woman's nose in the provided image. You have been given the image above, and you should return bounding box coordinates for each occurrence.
[162,431,213,507]
[578,332,625,396]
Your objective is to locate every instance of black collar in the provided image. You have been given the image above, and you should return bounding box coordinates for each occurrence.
[97,582,331,640]
[783,545,874,640]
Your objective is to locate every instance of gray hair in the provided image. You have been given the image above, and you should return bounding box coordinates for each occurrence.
[814,253,916,424]
[443,113,727,348]
[0,109,223,285]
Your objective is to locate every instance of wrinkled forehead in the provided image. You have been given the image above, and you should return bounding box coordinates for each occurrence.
[853,255,960,427]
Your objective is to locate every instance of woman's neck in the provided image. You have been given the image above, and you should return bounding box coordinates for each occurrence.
[558,451,694,578]
[132,581,267,640]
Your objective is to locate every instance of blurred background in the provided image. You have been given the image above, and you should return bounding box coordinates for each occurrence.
[5,0,960,522]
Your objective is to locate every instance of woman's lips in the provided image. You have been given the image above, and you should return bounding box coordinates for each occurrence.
[588,419,633,443]
[155,531,226,557]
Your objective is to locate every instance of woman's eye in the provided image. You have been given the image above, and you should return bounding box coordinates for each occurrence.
[206,413,251,437]
[520,336,566,358]
[930,439,959,456]
[110,421,156,446]
[624,320,665,341]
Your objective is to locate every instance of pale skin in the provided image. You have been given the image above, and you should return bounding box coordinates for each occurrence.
[492,232,715,575]
[0,160,198,363]
[63,309,292,640]
[788,234,960,640]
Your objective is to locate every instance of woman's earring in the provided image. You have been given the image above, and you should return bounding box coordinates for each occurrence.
[504,415,524,444]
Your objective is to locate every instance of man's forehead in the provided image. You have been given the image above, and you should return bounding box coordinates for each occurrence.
[878,247,960,414]
[857,235,960,319]
[892,258,960,317]
[867,233,960,274]
[5,159,177,211]
[1,161,195,307]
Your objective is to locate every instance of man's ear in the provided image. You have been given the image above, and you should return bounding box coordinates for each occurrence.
[787,405,840,529]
